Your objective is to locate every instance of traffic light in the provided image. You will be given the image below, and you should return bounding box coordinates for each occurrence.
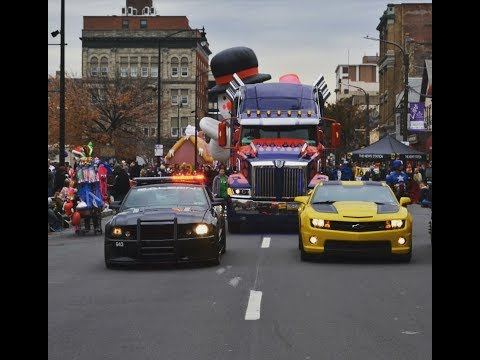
[331,123,341,148]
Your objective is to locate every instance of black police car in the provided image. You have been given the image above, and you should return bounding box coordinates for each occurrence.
[104,176,226,268]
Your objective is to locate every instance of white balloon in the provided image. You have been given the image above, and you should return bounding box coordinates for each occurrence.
[199,116,231,165]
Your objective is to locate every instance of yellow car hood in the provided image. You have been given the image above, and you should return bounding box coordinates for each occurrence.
[332,201,383,217]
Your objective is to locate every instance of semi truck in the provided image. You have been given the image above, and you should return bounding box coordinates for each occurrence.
[216,73,340,233]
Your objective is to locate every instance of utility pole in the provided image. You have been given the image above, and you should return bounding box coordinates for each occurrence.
[364,35,410,141]
[59,0,65,165]
[340,82,370,146]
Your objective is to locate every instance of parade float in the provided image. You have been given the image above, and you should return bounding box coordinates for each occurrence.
[70,142,112,235]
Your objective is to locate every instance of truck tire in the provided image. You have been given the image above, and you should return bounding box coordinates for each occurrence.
[228,220,240,234]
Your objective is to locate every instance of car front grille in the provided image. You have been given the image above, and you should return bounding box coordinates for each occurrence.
[324,240,391,255]
[329,221,387,232]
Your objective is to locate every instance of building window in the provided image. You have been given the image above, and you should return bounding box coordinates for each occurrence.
[144,128,149,136]
[343,89,349,95]
[181,89,189,105]
[100,57,108,77]
[120,67,128,77]
[180,57,189,77]
[131,67,137,77]
[150,56,158,77]
[90,57,98,77]
[170,117,188,137]
[140,19,147,29]
[342,66,349,74]
[150,128,156,137]
[141,67,148,77]
[122,20,129,29]
[171,94,178,105]
[171,57,179,77]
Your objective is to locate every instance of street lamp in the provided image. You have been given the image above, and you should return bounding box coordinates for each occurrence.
[156,27,207,164]
[194,69,211,171]
[364,35,409,141]
[339,82,370,146]
[177,101,183,139]
[50,0,66,166]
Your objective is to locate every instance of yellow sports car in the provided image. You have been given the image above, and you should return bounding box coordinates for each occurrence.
[295,181,412,262]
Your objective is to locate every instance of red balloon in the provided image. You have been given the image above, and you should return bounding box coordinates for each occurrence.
[64,202,74,216]
[71,211,81,226]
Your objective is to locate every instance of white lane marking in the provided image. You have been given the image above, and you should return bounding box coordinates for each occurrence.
[401,331,420,335]
[216,267,226,275]
[228,277,242,287]
[245,290,262,320]
[261,236,271,248]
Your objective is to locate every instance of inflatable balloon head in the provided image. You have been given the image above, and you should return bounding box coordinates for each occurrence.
[200,47,271,164]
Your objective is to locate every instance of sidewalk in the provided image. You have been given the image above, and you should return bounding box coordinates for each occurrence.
[48,209,114,237]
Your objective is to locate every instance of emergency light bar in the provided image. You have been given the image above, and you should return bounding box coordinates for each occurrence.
[132,175,205,186]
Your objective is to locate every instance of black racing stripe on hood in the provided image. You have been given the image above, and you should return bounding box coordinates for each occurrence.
[377,204,399,213]
[311,204,338,213]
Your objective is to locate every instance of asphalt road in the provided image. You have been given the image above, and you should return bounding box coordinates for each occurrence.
[48,205,432,360]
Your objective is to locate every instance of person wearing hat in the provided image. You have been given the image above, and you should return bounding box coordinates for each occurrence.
[110,164,131,203]
[199,46,271,165]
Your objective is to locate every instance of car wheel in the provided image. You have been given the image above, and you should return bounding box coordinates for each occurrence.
[429,220,432,245]
[228,220,240,234]
[211,249,221,266]
[394,251,412,263]
[105,259,115,269]
[300,248,311,262]
[220,226,226,255]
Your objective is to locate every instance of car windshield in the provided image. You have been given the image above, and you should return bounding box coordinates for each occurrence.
[121,185,208,210]
[311,185,397,205]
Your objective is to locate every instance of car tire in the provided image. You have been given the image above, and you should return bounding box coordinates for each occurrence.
[429,219,432,245]
[105,259,115,269]
[394,251,412,263]
[211,250,221,266]
[300,248,310,262]
[221,227,226,255]
[228,220,240,234]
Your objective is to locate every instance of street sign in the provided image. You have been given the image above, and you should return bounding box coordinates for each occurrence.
[154,144,163,156]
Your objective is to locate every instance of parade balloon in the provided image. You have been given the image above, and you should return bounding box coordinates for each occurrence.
[71,211,81,226]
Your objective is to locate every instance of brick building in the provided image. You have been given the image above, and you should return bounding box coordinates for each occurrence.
[81,0,211,153]
[375,3,432,144]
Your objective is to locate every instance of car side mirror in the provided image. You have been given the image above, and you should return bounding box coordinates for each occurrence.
[399,197,411,207]
[212,198,224,206]
[109,201,122,210]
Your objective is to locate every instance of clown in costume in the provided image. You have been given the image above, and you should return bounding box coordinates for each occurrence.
[70,142,111,234]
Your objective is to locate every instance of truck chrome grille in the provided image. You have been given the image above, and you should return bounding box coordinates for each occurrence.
[252,166,306,198]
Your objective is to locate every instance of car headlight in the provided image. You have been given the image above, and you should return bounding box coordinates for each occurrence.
[111,227,123,236]
[310,219,330,228]
[386,220,404,229]
[194,224,209,235]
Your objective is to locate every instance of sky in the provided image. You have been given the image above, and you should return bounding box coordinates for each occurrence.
[48,0,431,101]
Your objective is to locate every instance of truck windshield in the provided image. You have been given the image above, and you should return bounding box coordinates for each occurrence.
[241,125,317,146]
